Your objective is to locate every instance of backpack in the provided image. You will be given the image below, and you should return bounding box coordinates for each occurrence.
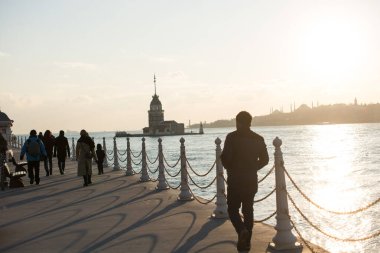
[26,139,41,157]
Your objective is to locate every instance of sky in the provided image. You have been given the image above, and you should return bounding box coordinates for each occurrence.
[1,0,379,134]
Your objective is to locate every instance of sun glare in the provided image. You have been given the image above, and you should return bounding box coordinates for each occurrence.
[298,17,365,81]
[310,125,362,210]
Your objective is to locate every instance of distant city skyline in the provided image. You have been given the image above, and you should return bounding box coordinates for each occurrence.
[1,0,379,134]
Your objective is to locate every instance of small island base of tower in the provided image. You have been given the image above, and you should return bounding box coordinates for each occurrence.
[115,131,204,138]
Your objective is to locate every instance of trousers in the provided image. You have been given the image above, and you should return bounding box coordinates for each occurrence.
[227,180,257,234]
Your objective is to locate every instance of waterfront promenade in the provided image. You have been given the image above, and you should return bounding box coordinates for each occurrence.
[0,156,326,253]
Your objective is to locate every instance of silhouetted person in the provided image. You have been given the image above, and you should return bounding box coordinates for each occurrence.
[96,143,105,175]
[20,130,47,185]
[221,111,269,251]
[76,130,97,187]
[38,132,43,140]
[0,134,8,190]
[42,130,55,176]
[54,130,70,175]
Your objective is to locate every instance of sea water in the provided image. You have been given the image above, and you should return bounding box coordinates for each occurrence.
[18,123,380,252]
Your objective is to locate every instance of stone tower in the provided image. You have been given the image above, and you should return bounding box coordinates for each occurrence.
[148,75,164,132]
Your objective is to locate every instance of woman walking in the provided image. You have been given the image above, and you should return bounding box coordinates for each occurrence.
[76,130,97,187]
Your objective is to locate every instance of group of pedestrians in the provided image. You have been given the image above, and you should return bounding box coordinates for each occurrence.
[16,110,267,252]
[19,129,105,187]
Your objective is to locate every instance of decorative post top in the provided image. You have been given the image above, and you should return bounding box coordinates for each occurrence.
[158,137,162,143]
[103,137,105,140]
[215,137,221,145]
[127,137,130,141]
[273,136,282,148]
[142,137,145,142]
[154,74,157,96]
[180,137,185,144]
[113,137,116,141]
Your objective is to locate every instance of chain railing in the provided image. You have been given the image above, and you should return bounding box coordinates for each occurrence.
[283,165,380,215]
[64,134,378,253]
[131,150,142,158]
[258,165,275,184]
[287,191,380,242]
[146,154,159,164]
[163,156,181,168]
[268,136,379,253]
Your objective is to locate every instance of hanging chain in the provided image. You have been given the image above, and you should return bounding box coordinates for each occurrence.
[163,156,181,168]
[258,165,275,183]
[254,187,276,203]
[185,157,216,177]
[187,173,217,190]
[283,166,380,215]
[287,191,380,242]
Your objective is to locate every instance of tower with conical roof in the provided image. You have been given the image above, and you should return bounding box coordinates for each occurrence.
[147,75,164,133]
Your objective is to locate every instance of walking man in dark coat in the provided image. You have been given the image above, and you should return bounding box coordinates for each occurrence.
[54,130,70,175]
[221,111,269,251]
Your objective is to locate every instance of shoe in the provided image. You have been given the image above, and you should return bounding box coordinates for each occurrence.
[30,179,34,184]
[83,183,88,187]
[237,228,249,251]
[46,173,49,177]
[36,180,40,185]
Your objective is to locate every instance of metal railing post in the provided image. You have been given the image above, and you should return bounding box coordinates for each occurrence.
[268,137,302,252]
[113,137,120,170]
[125,137,134,176]
[178,137,193,201]
[102,137,108,168]
[140,137,150,182]
[212,137,228,218]
[71,138,76,161]
[92,137,96,165]
[156,138,169,190]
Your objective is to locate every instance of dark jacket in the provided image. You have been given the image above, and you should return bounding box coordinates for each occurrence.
[20,136,48,162]
[96,149,105,163]
[221,129,269,186]
[43,135,55,156]
[54,135,70,159]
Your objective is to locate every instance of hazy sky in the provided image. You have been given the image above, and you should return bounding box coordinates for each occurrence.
[1,0,379,134]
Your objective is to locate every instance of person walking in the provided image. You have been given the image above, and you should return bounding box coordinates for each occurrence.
[42,130,55,176]
[53,130,70,175]
[20,130,48,185]
[95,143,105,175]
[76,130,97,187]
[221,111,269,252]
